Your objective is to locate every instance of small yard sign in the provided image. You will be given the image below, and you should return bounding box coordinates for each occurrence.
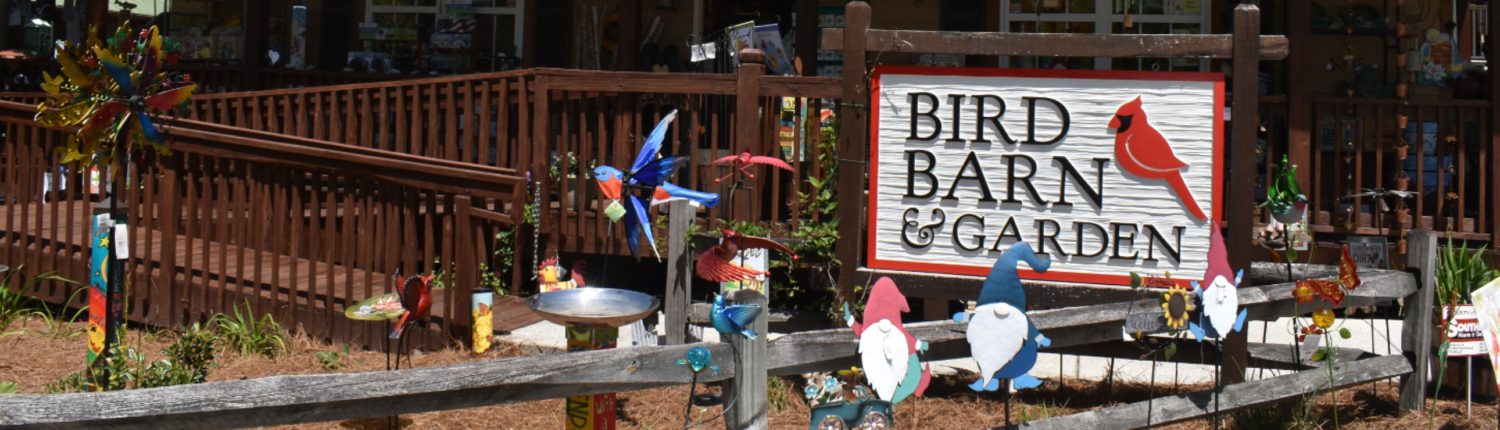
[868,67,1224,286]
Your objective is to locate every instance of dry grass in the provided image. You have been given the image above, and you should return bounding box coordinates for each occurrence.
[1,315,1496,429]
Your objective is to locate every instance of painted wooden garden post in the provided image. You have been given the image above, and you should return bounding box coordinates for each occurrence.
[1223,0,1262,386]
[664,199,693,344]
[86,167,128,388]
[833,1,870,304]
[725,288,769,430]
[1400,229,1437,413]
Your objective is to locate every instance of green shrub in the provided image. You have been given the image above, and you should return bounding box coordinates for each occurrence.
[139,323,216,388]
[210,303,287,359]
[315,345,352,372]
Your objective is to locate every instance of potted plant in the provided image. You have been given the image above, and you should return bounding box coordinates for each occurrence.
[1394,138,1410,160]
[1394,170,1411,190]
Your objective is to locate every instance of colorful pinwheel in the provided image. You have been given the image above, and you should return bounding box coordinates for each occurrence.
[35,23,196,170]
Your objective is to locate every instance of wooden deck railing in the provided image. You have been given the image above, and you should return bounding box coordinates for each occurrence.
[177,64,405,93]
[183,65,842,256]
[1259,96,1493,241]
[0,100,526,350]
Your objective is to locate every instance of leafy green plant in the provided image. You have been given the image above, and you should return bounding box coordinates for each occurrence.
[0,267,71,334]
[315,345,353,371]
[1436,237,1495,307]
[33,287,89,340]
[49,324,217,392]
[210,303,287,359]
[138,323,217,388]
[0,381,15,394]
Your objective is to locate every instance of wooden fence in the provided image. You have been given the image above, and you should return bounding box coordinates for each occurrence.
[1258,96,1494,242]
[0,237,1432,428]
[0,100,526,350]
[181,66,840,256]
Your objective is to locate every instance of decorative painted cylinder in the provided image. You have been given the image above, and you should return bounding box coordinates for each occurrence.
[719,248,770,295]
[472,288,493,354]
[564,326,618,430]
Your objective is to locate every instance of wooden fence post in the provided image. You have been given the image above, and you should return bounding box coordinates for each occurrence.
[833,1,870,305]
[734,49,765,222]
[664,199,693,345]
[725,289,768,430]
[1400,229,1437,413]
[455,195,476,349]
[1223,1,1262,385]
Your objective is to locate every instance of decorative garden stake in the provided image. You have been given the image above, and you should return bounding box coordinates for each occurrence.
[953,243,1051,427]
[709,292,761,339]
[956,242,1051,393]
[1260,155,1308,226]
[708,150,794,219]
[845,277,930,405]
[675,346,725,429]
[1189,223,1248,343]
[1188,222,1246,429]
[803,372,892,430]
[591,110,717,260]
[694,228,795,284]
[35,23,195,388]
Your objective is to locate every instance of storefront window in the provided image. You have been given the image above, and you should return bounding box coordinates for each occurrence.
[363,0,522,73]
[1002,0,1208,71]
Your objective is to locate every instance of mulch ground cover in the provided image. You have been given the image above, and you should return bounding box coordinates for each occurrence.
[2,315,1495,429]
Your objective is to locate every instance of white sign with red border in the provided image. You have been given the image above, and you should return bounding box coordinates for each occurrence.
[867,67,1224,286]
[1443,305,1487,357]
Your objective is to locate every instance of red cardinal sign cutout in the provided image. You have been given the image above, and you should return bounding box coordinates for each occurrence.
[1110,96,1208,221]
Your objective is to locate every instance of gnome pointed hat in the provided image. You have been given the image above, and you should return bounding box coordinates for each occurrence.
[861,277,918,353]
[1199,221,1232,291]
[978,243,1051,309]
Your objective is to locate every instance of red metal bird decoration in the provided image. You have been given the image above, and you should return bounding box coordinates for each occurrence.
[710,151,795,184]
[389,274,434,339]
[695,229,796,283]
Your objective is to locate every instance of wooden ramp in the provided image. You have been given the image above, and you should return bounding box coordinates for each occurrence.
[0,198,535,351]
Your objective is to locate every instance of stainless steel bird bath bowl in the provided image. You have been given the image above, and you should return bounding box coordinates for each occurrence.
[525,287,660,328]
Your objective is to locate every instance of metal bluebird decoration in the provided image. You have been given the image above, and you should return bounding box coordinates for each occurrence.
[591,110,717,260]
[34,23,197,171]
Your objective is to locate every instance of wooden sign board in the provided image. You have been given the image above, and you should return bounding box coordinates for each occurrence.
[866,67,1224,287]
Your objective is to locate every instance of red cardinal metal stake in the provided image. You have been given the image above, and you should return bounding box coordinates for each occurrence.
[695,229,796,283]
[389,274,434,339]
[710,151,795,184]
[1110,96,1208,221]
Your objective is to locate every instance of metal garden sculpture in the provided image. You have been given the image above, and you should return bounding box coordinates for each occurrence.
[591,110,718,260]
[34,23,195,389]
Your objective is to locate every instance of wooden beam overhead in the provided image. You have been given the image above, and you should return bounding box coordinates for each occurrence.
[820,29,1290,60]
